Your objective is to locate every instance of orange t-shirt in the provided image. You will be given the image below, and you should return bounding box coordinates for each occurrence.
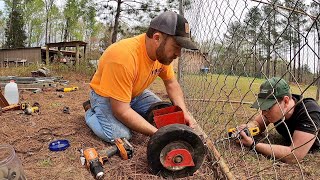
[90,34,174,102]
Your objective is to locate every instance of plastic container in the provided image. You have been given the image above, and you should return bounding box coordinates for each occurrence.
[200,67,209,74]
[0,144,26,180]
[49,140,70,151]
[4,80,19,105]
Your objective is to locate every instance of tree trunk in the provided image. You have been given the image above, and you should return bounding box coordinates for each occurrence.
[272,11,276,77]
[48,21,51,43]
[297,21,301,83]
[266,20,271,78]
[61,27,64,42]
[179,0,184,16]
[45,12,49,44]
[111,0,122,43]
[317,29,320,101]
[28,23,32,47]
[64,19,69,42]
[288,29,293,82]
[273,54,277,77]
[293,43,296,82]
[177,0,184,83]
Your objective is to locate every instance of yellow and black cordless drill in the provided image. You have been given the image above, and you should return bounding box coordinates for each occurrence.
[228,127,260,138]
[21,102,40,115]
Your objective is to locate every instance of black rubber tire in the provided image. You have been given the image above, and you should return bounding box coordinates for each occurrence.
[147,124,206,178]
[145,101,172,123]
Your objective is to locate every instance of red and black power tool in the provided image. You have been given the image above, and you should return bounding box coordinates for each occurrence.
[82,138,133,179]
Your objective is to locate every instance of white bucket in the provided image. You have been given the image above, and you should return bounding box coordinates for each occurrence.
[4,80,19,105]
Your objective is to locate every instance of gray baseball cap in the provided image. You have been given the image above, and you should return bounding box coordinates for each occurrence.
[150,11,198,50]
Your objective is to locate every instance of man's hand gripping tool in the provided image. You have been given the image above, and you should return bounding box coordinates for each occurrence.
[228,127,260,138]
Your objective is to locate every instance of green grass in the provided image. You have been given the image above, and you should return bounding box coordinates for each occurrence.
[182,74,318,102]
[38,158,52,167]
[50,102,63,107]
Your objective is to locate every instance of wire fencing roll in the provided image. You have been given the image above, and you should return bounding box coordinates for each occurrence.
[180,0,320,179]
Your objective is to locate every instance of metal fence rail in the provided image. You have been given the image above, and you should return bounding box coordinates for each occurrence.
[181,0,320,179]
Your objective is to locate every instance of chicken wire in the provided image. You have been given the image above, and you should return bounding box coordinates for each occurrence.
[180,0,320,179]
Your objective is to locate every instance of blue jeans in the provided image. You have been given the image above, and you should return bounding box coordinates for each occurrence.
[85,89,162,143]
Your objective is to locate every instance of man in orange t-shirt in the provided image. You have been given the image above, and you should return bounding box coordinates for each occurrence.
[84,11,198,142]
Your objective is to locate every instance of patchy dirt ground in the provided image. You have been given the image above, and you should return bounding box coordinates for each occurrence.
[0,70,215,180]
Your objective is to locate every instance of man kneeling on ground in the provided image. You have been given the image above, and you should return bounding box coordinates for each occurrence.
[84,11,197,143]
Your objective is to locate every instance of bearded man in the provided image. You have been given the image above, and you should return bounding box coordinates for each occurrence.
[84,11,197,142]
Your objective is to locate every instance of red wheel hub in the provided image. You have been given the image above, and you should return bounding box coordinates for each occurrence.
[159,141,195,171]
[163,149,195,168]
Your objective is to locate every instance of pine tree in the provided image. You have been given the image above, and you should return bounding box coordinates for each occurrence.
[243,6,263,77]
[282,0,307,83]
[101,0,164,44]
[4,0,27,48]
[0,11,5,47]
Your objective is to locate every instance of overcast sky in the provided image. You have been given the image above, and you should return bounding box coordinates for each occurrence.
[0,1,4,11]
[185,0,318,73]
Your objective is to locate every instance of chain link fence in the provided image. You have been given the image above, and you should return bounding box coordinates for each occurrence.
[180,0,320,179]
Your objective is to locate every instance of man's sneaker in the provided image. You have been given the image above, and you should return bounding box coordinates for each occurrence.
[82,100,91,112]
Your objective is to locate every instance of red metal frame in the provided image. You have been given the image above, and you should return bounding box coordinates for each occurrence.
[163,149,195,168]
[153,106,186,128]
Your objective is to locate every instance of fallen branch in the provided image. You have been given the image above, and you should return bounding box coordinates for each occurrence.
[190,114,235,180]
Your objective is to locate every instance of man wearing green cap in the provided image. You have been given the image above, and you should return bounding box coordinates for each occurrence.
[238,77,320,163]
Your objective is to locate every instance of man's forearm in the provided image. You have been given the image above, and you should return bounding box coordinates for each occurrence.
[248,115,268,132]
[255,143,297,163]
[165,81,187,112]
[163,78,195,126]
[114,107,157,136]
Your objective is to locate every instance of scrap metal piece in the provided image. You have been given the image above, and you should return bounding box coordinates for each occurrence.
[79,148,86,166]
[63,107,70,114]
[31,67,50,77]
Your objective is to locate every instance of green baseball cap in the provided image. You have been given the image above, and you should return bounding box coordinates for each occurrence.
[251,77,290,110]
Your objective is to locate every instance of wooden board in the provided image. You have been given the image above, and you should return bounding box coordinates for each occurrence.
[2,104,20,111]
[0,90,9,108]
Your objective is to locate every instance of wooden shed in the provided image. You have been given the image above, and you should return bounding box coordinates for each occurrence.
[174,50,210,73]
[45,41,87,66]
[0,47,42,67]
[0,42,86,67]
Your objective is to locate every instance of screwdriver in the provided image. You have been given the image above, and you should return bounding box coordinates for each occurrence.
[215,127,260,144]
